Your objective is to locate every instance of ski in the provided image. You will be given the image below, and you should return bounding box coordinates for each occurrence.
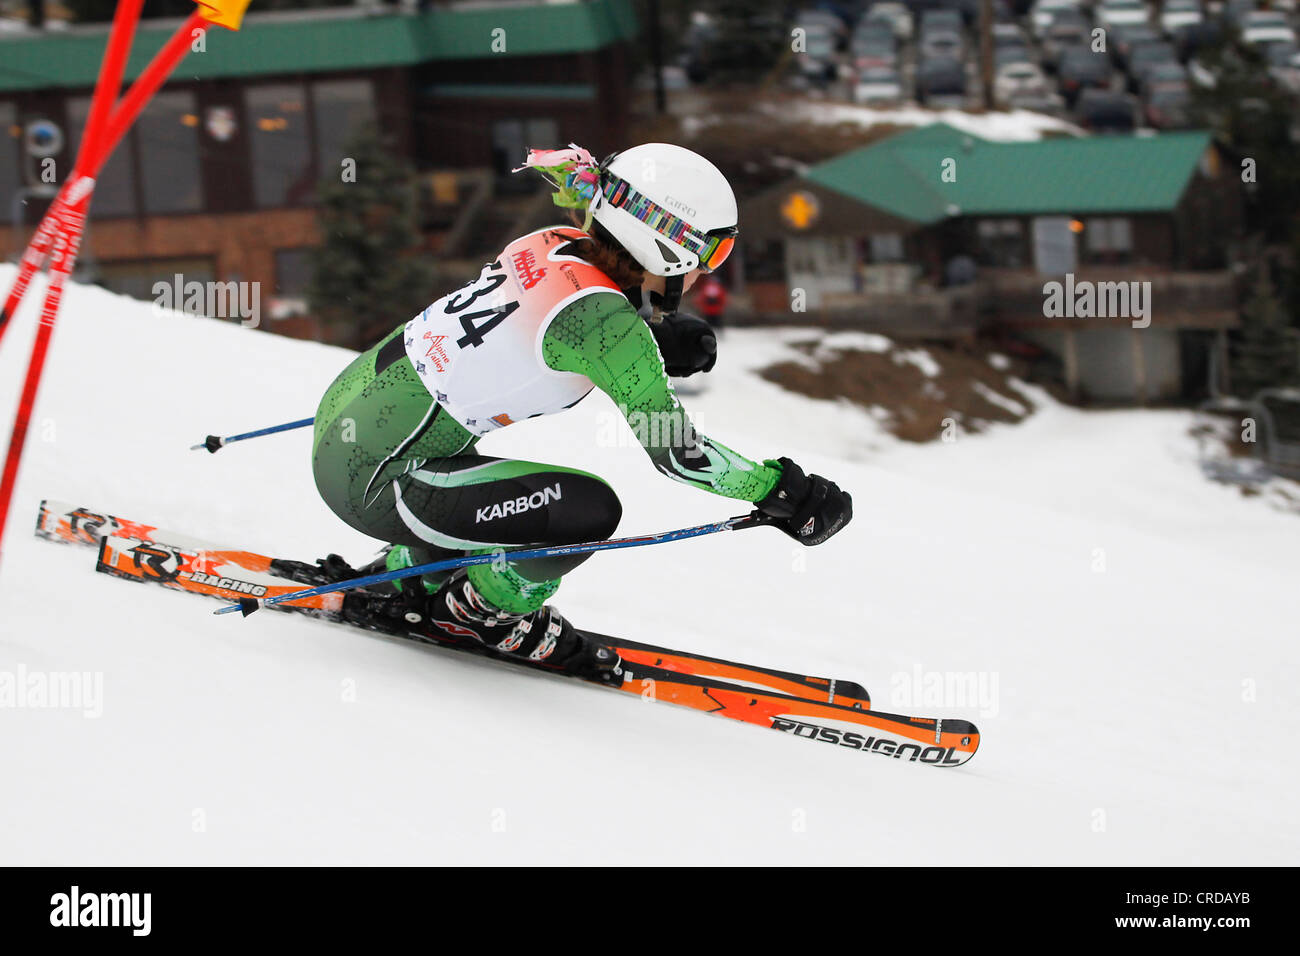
[39,500,979,765]
[36,498,869,707]
[91,532,977,767]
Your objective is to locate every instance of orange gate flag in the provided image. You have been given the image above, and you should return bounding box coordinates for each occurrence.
[196,0,252,30]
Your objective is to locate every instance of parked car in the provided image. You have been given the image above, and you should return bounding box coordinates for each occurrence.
[1112,22,1161,66]
[795,8,850,45]
[1145,87,1192,127]
[1096,0,1151,32]
[1262,37,1300,81]
[995,42,1035,68]
[1173,18,1224,62]
[1221,0,1260,30]
[1059,46,1115,102]
[1042,20,1090,71]
[920,8,965,36]
[852,17,895,43]
[917,56,968,107]
[921,28,966,60]
[1242,10,1297,46]
[1140,60,1189,97]
[864,2,914,40]
[1258,37,1300,88]
[1076,87,1139,130]
[852,34,900,69]
[1127,40,1177,91]
[995,61,1052,104]
[992,22,1028,47]
[854,65,905,103]
[1159,0,1203,36]
[1009,89,1068,113]
[1030,0,1082,35]
[796,23,839,82]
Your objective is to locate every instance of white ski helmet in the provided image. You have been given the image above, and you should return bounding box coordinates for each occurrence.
[589,143,738,313]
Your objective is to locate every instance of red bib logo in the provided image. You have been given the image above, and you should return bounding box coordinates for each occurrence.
[511,248,546,290]
[423,332,452,372]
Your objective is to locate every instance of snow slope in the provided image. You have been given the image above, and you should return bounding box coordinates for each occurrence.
[1,267,1296,865]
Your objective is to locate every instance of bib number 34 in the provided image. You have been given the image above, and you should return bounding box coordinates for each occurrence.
[443,259,519,348]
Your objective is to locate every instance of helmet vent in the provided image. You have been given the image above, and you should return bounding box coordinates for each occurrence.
[654,238,682,265]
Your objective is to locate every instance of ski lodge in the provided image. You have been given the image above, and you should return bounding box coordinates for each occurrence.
[737,123,1244,403]
[0,1,639,338]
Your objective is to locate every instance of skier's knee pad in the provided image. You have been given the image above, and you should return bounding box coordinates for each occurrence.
[566,476,621,542]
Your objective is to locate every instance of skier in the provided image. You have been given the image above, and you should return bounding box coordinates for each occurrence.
[696,274,729,330]
[310,143,852,681]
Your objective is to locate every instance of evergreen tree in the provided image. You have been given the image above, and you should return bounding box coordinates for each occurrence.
[1187,35,1300,244]
[309,123,438,349]
[1231,266,1300,399]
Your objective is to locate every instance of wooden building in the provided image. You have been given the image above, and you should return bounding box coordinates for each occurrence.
[737,123,1244,402]
[0,1,639,337]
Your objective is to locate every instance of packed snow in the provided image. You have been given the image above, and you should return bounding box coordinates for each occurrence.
[1,266,1296,864]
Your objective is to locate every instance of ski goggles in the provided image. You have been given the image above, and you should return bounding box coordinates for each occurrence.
[599,174,738,272]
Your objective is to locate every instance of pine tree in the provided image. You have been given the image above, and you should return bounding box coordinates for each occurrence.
[1188,37,1300,243]
[1231,266,1300,399]
[309,123,438,350]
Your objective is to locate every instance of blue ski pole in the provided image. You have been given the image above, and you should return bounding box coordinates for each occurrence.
[191,417,314,453]
[216,510,776,617]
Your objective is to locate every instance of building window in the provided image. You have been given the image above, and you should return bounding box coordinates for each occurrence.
[274,248,314,296]
[312,79,375,177]
[96,256,216,304]
[492,118,558,187]
[247,84,313,208]
[743,239,785,282]
[870,233,904,263]
[0,103,21,225]
[68,96,137,218]
[136,90,203,214]
[1084,217,1133,264]
[975,218,1025,268]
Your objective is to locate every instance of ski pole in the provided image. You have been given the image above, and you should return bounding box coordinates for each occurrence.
[191,417,315,453]
[216,510,776,617]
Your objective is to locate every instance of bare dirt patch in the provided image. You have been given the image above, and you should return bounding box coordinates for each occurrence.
[760,340,1049,442]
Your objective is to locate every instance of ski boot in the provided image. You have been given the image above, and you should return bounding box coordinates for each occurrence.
[416,570,622,683]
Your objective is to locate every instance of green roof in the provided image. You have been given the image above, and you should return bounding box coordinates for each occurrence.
[424,83,596,100]
[806,124,1214,221]
[0,1,639,93]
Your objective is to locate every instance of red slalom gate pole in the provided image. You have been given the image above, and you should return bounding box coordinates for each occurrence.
[0,196,88,559]
[0,0,250,575]
[98,12,208,165]
[0,8,199,345]
[0,0,143,349]
[76,0,146,176]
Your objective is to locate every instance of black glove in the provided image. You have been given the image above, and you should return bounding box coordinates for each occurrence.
[756,457,852,546]
[647,311,717,377]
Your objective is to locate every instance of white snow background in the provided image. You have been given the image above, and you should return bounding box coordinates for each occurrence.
[0,265,1295,865]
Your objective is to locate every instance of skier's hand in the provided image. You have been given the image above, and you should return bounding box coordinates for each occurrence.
[648,311,717,377]
[756,457,852,546]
